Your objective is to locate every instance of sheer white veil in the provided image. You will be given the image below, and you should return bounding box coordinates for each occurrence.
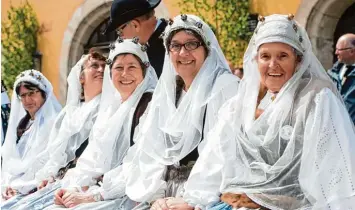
[136,14,235,164]
[125,14,239,202]
[1,70,61,192]
[35,55,101,182]
[184,14,355,209]
[61,39,158,188]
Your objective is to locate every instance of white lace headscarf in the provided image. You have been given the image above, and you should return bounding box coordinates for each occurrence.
[184,14,355,209]
[125,14,239,202]
[1,70,61,194]
[61,39,158,188]
[35,55,102,182]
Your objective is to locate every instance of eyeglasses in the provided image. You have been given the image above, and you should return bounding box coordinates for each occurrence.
[18,90,40,100]
[116,22,130,36]
[168,41,203,52]
[336,47,354,51]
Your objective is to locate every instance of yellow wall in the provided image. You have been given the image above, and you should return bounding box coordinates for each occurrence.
[1,0,85,97]
[250,0,301,15]
[162,0,181,17]
[163,0,302,19]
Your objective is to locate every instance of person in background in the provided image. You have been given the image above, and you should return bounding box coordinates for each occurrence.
[104,0,167,78]
[328,33,355,124]
[1,81,11,145]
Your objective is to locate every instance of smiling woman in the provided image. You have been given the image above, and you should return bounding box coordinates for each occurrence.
[183,14,355,210]
[257,42,300,94]
[123,14,240,210]
[167,29,208,90]
[39,39,158,210]
[110,53,145,102]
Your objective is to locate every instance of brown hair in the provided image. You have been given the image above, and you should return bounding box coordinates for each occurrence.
[81,48,107,71]
[166,29,209,104]
[80,48,107,101]
[166,29,209,56]
[110,53,147,76]
[15,81,46,142]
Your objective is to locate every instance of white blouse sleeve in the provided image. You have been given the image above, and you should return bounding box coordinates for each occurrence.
[60,140,103,189]
[299,88,355,208]
[100,101,164,201]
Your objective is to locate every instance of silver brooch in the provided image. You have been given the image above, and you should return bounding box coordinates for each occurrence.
[280,125,293,140]
[258,15,265,22]
[195,22,203,29]
[132,37,139,44]
[106,59,112,65]
[181,14,187,21]
[141,44,148,52]
[159,32,165,39]
[117,37,124,43]
[287,14,294,21]
[109,43,115,50]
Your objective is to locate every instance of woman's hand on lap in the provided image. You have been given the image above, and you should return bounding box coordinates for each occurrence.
[62,191,95,208]
[166,197,194,210]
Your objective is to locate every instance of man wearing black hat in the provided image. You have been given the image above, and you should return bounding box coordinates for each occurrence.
[105,0,167,78]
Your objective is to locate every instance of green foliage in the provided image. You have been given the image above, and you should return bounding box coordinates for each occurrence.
[1,1,39,90]
[178,0,252,67]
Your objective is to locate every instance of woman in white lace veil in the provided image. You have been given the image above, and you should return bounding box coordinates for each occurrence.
[1,70,61,203]
[42,38,157,210]
[36,52,105,185]
[124,14,239,208]
[184,14,355,210]
[7,52,106,210]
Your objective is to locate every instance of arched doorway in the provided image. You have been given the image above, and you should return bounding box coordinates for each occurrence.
[58,0,169,103]
[295,0,355,69]
[83,18,118,55]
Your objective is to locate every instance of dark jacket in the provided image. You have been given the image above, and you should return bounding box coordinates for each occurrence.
[147,18,167,78]
[328,61,355,124]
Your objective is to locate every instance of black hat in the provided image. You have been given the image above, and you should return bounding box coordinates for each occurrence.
[104,0,161,34]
